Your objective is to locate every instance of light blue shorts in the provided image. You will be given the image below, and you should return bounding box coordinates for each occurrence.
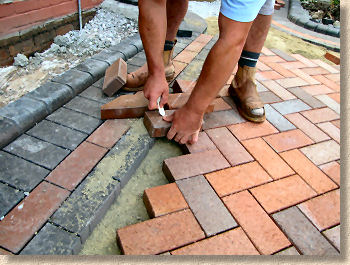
[220,0,275,22]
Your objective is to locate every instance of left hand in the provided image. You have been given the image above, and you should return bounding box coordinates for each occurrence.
[163,105,203,145]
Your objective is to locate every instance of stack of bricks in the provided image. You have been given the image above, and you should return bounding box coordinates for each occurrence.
[114,37,340,255]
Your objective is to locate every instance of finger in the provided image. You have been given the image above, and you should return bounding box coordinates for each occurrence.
[167,125,177,140]
[179,134,190,145]
[162,113,174,122]
[160,90,169,108]
[148,95,158,110]
[174,132,184,143]
[190,130,200,144]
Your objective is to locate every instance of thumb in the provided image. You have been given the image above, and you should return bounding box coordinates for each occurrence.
[162,113,174,122]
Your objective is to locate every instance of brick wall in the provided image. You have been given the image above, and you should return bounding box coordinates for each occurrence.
[0,0,103,37]
[0,0,103,66]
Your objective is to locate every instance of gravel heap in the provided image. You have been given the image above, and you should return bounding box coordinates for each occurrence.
[0,8,138,107]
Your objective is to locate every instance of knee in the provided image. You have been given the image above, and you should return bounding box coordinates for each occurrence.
[217,33,247,54]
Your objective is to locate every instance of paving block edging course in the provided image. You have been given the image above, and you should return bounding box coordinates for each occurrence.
[288,0,340,38]
[0,34,143,149]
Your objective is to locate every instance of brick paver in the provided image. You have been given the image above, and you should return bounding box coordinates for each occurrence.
[171,228,259,255]
[290,68,320,85]
[301,107,339,123]
[183,131,216,154]
[143,183,188,218]
[227,120,278,141]
[223,191,291,254]
[301,84,334,96]
[116,209,205,255]
[280,149,337,194]
[298,190,340,231]
[172,79,196,93]
[250,175,317,213]
[313,75,340,92]
[0,181,70,253]
[300,140,340,165]
[261,80,296,100]
[317,122,340,143]
[276,77,309,88]
[205,161,271,197]
[319,161,340,186]
[322,225,340,251]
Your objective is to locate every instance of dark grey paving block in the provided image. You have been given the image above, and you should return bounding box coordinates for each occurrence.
[273,207,339,255]
[173,46,183,57]
[175,42,188,50]
[64,96,102,119]
[288,87,326,109]
[0,151,49,191]
[79,85,117,104]
[195,48,210,61]
[51,69,93,96]
[202,109,245,130]
[50,175,118,243]
[322,225,340,251]
[260,91,282,104]
[26,81,74,113]
[109,41,138,59]
[127,64,140,74]
[274,247,300,255]
[176,175,237,236]
[26,120,87,151]
[265,104,296,132]
[203,39,216,50]
[134,51,146,60]
[271,99,311,115]
[46,107,102,134]
[0,96,48,133]
[3,135,70,170]
[0,117,20,149]
[91,49,126,66]
[92,77,104,89]
[127,56,146,67]
[0,182,24,217]
[74,58,109,83]
[20,222,81,255]
[270,48,297,62]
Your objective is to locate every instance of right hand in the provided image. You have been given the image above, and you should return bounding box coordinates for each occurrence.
[143,74,169,110]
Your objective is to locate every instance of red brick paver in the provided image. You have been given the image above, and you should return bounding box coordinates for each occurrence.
[250,175,317,214]
[302,85,334,96]
[116,209,205,255]
[298,189,340,231]
[228,120,278,141]
[171,228,259,255]
[46,142,108,191]
[261,80,296,100]
[319,161,340,186]
[0,182,70,253]
[301,107,339,124]
[223,191,291,254]
[317,122,340,143]
[183,131,217,154]
[313,75,340,92]
[276,77,309,88]
[205,161,272,197]
[143,183,188,218]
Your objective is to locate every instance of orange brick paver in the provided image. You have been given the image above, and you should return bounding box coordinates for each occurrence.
[227,120,278,141]
[302,67,330,76]
[205,161,272,197]
[223,191,291,254]
[298,190,340,231]
[317,122,340,143]
[266,62,296,78]
[301,107,339,124]
[143,183,188,218]
[171,228,259,255]
[250,175,317,214]
[280,149,338,194]
[242,138,295,180]
[319,161,340,186]
[290,68,320,85]
[276,77,309,88]
[313,75,340,92]
[302,85,334,96]
[256,71,284,81]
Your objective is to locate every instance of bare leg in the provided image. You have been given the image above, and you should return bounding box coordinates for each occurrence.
[243,14,272,53]
[166,0,189,41]
[164,13,253,144]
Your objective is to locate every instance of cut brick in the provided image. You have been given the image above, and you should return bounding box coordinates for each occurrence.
[298,189,340,231]
[171,228,259,255]
[315,95,340,114]
[317,122,340,143]
[242,138,294,180]
[183,131,216,154]
[143,183,188,218]
[176,175,237,236]
[324,73,340,83]
[319,161,340,186]
[261,80,296,100]
[328,93,340,103]
[0,182,69,253]
[102,58,127,97]
[250,175,317,214]
[100,92,148,119]
[205,161,272,197]
[172,79,196,93]
[301,107,339,123]
[332,119,340,129]
[311,59,339,74]
[116,209,205,255]
[163,149,230,181]
[86,119,130,149]
[285,113,330,142]
[262,129,313,153]
[206,127,253,166]
[300,140,340,165]
[143,110,175,138]
[223,191,291,255]
[280,149,338,194]
[227,120,278,141]
[272,207,339,255]
[322,225,340,251]
[46,142,108,191]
